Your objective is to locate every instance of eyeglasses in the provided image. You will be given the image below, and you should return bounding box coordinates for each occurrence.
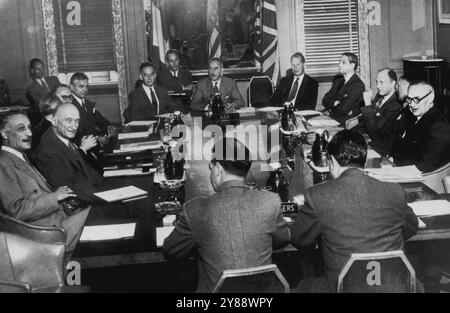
[405,91,432,105]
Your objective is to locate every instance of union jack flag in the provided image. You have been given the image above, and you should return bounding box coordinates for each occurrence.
[207,0,221,59]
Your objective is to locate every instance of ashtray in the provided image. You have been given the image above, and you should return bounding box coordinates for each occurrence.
[155,201,182,214]
[159,179,184,190]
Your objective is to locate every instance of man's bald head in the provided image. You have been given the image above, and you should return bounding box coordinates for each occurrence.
[376,68,397,97]
[52,103,80,140]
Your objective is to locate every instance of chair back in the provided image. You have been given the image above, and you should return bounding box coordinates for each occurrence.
[444,176,450,193]
[337,250,416,293]
[0,232,65,290]
[213,264,289,293]
[0,213,65,244]
[248,76,274,108]
[422,162,450,194]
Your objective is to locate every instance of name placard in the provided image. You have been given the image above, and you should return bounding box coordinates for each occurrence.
[281,202,298,214]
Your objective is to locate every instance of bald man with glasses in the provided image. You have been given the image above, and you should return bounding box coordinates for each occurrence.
[391,81,450,173]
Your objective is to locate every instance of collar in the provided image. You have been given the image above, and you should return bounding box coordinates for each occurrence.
[216,179,249,193]
[339,167,366,178]
[73,94,84,105]
[344,73,356,84]
[293,73,305,81]
[142,84,155,93]
[212,78,221,89]
[1,146,25,161]
[55,132,70,147]
[170,69,179,77]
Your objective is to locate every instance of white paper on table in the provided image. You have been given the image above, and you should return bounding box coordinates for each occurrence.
[114,140,163,153]
[155,113,173,119]
[125,121,157,127]
[295,110,322,117]
[80,223,136,242]
[103,168,156,178]
[94,186,148,202]
[408,200,450,217]
[118,132,149,140]
[307,118,340,127]
[163,215,176,227]
[256,107,283,112]
[156,226,175,247]
[236,107,256,115]
[418,217,426,229]
[366,149,381,160]
[365,165,423,183]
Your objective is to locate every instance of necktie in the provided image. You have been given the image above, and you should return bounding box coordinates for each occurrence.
[81,99,87,112]
[41,79,50,91]
[150,88,159,115]
[213,82,219,94]
[288,78,300,101]
[374,97,384,113]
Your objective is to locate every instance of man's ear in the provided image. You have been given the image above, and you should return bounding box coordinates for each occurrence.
[51,114,58,127]
[0,129,8,141]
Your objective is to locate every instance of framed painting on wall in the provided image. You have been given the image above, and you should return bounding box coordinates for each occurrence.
[438,0,450,24]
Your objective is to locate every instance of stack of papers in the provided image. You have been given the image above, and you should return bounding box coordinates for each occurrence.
[408,200,450,217]
[94,186,148,202]
[103,168,156,178]
[125,121,157,127]
[365,166,423,183]
[114,140,163,153]
[80,223,136,242]
[118,132,149,140]
[307,116,341,127]
[156,226,175,247]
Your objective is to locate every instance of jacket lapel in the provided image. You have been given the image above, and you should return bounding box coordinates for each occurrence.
[297,75,308,101]
[49,130,87,175]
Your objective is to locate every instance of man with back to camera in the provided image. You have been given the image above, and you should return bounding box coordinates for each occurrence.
[290,130,418,293]
[163,137,290,292]
[270,52,318,111]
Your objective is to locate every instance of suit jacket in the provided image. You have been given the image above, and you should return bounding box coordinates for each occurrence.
[323,74,365,124]
[26,76,60,109]
[34,128,102,203]
[0,150,67,226]
[31,118,52,153]
[72,97,110,142]
[163,180,290,293]
[191,76,245,111]
[290,169,418,293]
[269,74,318,110]
[392,106,450,173]
[128,85,175,121]
[158,68,193,114]
[361,93,403,156]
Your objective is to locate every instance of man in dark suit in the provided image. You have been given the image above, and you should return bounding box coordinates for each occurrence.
[290,130,418,293]
[391,81,450,173]
[270,52,318,110]
[34,103,102,203]
[191,58,245,111]
[128,62,175,122]
[360,68,403,156]
[31,94,62,152]
[0,110,90,253]
[157,50,193,114]
[26,59,60,110]
[163,137,290,292]
[323,52,365,124]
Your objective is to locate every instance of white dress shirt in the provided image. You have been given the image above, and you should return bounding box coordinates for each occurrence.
[289,74,305,104]
[142,84,160,115]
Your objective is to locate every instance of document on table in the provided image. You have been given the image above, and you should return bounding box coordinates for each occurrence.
[307,116,340,127]
[114,140,163,153]
[103,168,156,178]
[365,165,424,183]
[408,200,450,217]
[125,121,157,127]
[118,132,149,140]
[295,110,322,117]
[256,107,283,113]
[80,223,136,242]
[156,226,175,247]
[94,186,148,202]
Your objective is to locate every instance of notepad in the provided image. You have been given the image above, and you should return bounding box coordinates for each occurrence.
[125,121,157,127]
[94,186,148,202]
[408,200,450,217]
[118,132,149,140]
[80,223,136,242]
[103,168,156,178]
[156,226,175,247]
[365,166,423,183]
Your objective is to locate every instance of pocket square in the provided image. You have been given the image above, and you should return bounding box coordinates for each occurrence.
[343,94,349,98]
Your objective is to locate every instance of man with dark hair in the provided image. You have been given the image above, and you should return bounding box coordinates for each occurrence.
[31,94,62,151]
[391,81,450,172]
[0,110,90,254]
[290,130,418,293]
[270,52,318,110]
[127,62,175,121]
[397,75,412,105]
[163,137,290,292]
[157,50,193,114]
[323,52,365,124]
[26,58,60,109]
[360,68,403,156]
[53,84,73,104]
[191,58,245,111]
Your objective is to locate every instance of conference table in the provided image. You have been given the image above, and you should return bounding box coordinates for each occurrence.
[72,110,450,269]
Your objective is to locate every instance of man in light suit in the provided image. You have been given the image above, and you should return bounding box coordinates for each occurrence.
[270,52,318,110]
[290,130,418,293]
[164,137,290,292]
[191,58,245,111]
[26,58,60,110]
[127,62,175,121]
[0,110,90,253]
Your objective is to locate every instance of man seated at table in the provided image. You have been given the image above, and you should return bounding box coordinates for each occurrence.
[0,110,90,254]
[290,130,419,293]
[26,58,60,110]
[191,58,245,112]
[360,68,403,156]
[34,103,102,203]
[322,53,365,124]
[269,52,318,110]
[391,81,450,173]
[158,49,193,114]
[128,62,175,122]
[31,94,62,152]
[53,84,74,105]
[163,137,290,293]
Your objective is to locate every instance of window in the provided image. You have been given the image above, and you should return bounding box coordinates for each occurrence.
[303,0,360,77]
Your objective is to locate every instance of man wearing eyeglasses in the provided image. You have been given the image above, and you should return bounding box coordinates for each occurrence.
[163,137,290,293]
[391,81,450,173]
[53,84,74,104]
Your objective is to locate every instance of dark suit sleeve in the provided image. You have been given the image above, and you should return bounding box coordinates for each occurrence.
[93,110,110,132]
[128,91,142,122]
[290,190,322,248]
[230,80,245,109]
[403,205,419,240]
[336,80,365,115]
[163,206,196,260]
[161,88,176,113]
[322,78,340,110]
[269,78,285,107]
[303,78,318,111]
[418,122,450,172]
[362,102,401,137]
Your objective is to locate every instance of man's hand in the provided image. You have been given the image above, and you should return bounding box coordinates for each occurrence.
[53,186,76,201]
[80,135,98,152]
[333,100,340,107]
[363,90,373,107]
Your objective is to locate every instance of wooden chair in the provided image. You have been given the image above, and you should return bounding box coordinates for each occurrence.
[248,76,274,108]
[422,162,450,194]
[212,264,290,293]
[443,176,450,193]
[337,250,416,293]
